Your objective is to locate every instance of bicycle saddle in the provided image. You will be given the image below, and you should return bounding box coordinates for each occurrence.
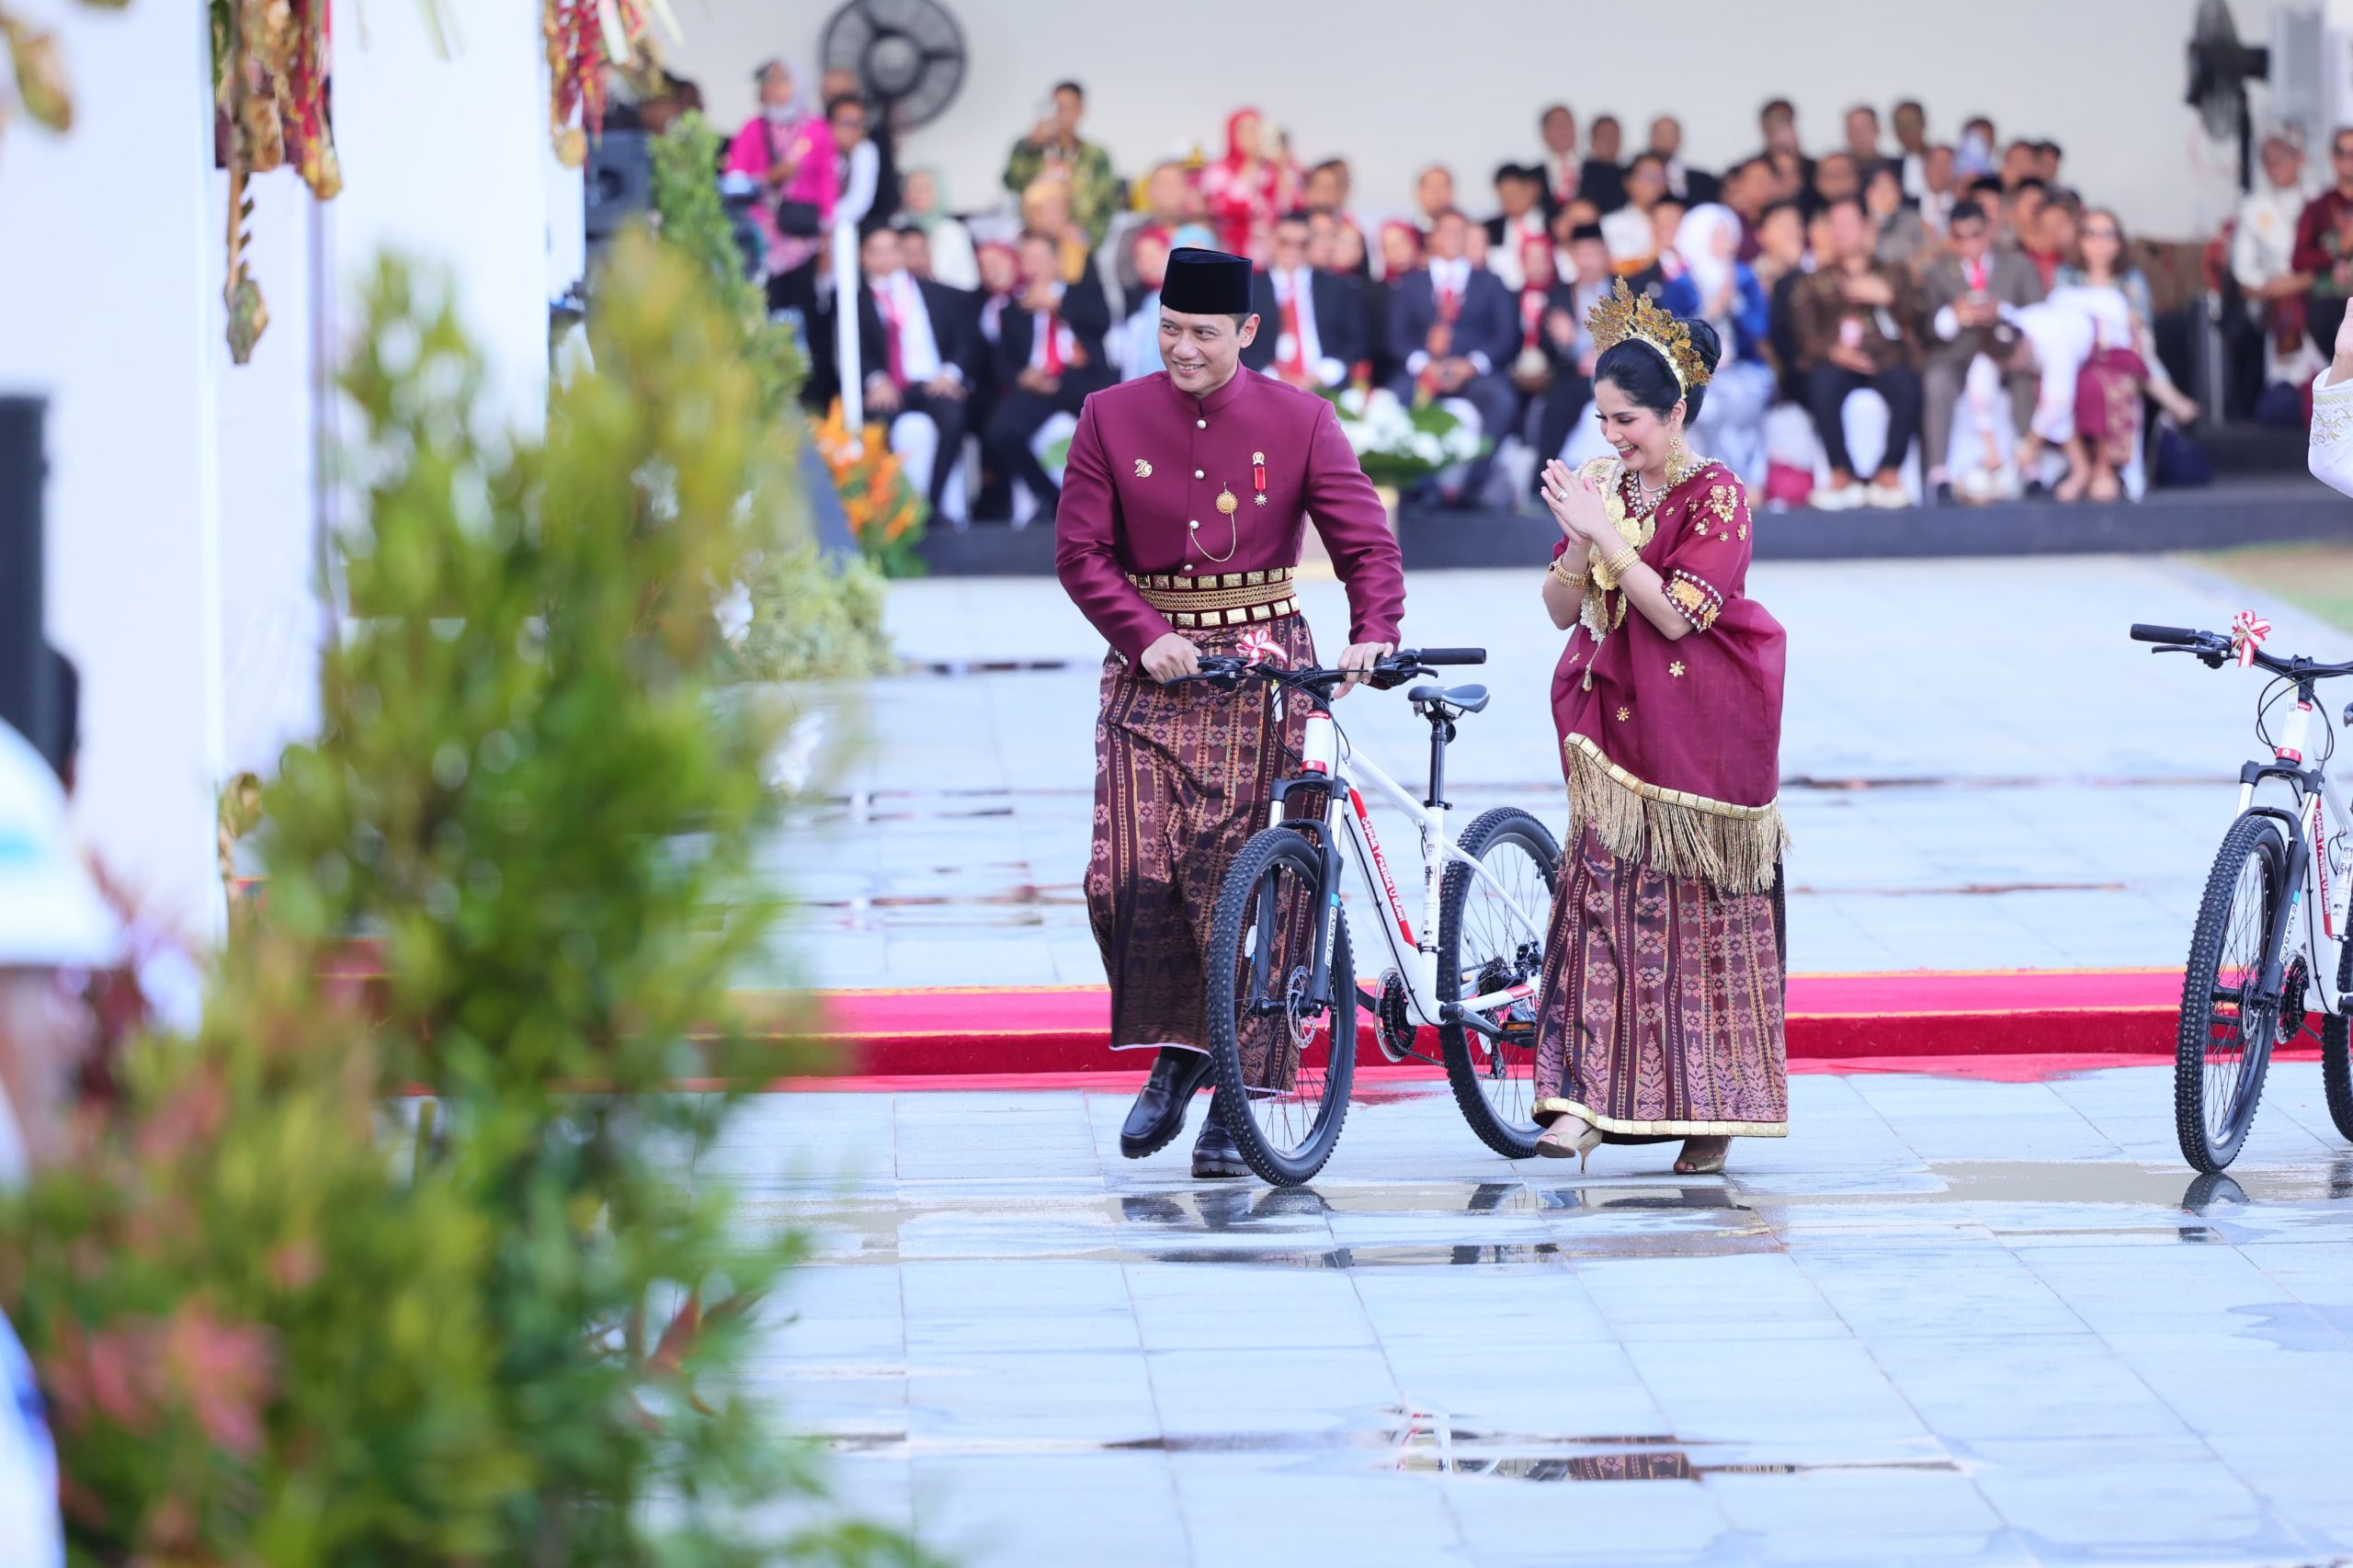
[1408,682,1490,717]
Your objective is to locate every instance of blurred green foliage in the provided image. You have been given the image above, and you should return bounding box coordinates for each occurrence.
[1,233,932,1568]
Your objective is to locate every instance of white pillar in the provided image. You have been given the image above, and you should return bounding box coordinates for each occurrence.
[834,218,864,432]
[0,0,228,939]
[215,168,329,780]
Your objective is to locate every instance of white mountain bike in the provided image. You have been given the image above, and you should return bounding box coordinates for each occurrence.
[1176,647,1563,1185]
[2131,621,2353,1170]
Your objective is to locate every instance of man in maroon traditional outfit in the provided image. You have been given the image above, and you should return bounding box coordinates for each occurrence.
[1056,247,1406,1177]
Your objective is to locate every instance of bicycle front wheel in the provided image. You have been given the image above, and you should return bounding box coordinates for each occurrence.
[1437,807,1562,1158]
[2176,813,2289,1172]
[1204,826,1358,1186]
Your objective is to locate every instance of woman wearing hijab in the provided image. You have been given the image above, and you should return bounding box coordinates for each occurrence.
[723,60,834,315]
[899,165,979,290]
[1198,108,1296,263]
[1659,203,1774,485]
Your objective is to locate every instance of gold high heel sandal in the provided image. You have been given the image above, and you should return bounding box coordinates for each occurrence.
[1536,1115,1604,1170]
[1674,1136,1732,1176]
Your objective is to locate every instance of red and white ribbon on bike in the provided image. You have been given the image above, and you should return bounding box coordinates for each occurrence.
[2231,610,2272,669]
[1236,627,1286,667]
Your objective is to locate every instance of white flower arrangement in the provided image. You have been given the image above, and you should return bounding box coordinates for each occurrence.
[1326,387,1484,485]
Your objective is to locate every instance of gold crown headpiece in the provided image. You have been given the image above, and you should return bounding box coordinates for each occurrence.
[1586,278,1712,392]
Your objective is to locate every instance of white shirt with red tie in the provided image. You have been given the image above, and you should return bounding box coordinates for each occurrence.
[1024,281,1078,377]
[1269,266,1346,388]
[868,269,954,392]
[1932,255,2001,343]
[1407,257,1491,378]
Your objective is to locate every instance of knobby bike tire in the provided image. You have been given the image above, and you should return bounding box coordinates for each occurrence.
[2322,928,2353,1143]
[2176,813,2287,1173]
[1437,807,1563,1159]
[1203,826,1358,1186]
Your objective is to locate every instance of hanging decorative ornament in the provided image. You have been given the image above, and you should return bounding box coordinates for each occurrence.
[215,0,338,365]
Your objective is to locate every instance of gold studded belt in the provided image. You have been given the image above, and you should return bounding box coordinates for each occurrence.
[1126,569,1300,629]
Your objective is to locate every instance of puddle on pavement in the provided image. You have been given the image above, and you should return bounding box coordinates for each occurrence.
[832,1411,1960,1483]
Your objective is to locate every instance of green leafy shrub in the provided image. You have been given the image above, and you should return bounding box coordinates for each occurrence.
[2,233,930,1567]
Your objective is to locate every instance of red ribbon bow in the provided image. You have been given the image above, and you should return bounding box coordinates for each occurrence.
[2231,610,2271,669]
[1238,627,1285,667]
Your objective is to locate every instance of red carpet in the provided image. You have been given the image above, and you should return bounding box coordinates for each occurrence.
[800,969,2191,1077]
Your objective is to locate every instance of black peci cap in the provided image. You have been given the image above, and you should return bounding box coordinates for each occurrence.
[1161,247,1254,314]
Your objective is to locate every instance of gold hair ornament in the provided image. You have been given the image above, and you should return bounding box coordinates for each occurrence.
[1586,278,1713,392]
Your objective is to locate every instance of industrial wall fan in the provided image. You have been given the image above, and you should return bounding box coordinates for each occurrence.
[2186,0,2271,189]
[821,0,967,129]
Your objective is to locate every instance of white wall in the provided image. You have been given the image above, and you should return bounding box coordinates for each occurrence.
[331,0,552,432]
[672,0,2300,240]
[0,0,226,937]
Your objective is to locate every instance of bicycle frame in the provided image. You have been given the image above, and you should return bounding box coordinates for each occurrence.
[2236,690,2353,1018]
[1269,700,1552,1035]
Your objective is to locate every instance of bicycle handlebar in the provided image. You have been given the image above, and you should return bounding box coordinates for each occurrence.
[2128,622,2353,681]
[1171,646,1489,695]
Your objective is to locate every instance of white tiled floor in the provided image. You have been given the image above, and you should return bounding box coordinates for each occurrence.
[722,1063,2353,1566]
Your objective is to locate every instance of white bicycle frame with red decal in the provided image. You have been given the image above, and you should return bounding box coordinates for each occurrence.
[2235,693,2353,1017]
[1286,704,1551,1035]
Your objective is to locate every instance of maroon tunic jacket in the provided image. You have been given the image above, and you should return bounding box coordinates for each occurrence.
[1055,369,1407,661]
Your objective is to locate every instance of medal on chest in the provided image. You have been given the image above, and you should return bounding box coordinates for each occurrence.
[1253,452,1268,506]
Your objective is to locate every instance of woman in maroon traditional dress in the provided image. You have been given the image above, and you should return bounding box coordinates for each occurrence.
[1529,279,1790,1175]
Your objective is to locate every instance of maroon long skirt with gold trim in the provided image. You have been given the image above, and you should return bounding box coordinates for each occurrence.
[1531,825,1790,1140]
[1086,614,1315,1053]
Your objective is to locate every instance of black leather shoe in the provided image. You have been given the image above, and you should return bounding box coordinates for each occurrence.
[1120,1049,1214,1159]
[1191,1108,1249,1179]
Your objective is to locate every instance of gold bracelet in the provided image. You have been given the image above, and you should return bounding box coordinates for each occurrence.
[1604,544,1642,578]
[1549,556,1588,589]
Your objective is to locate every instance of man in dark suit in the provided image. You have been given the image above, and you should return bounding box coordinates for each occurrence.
[1917,198,2045,500]
[1387,207,1518,502]
[1754,97,1814,196]
[1581,115,1629,214]
[983,229,1113,520]
[1243,210,1365,388]
[1483,165,1552,289]
[1646,116,1720,207]
[1536,102,1581,222]
[852,226,980,517]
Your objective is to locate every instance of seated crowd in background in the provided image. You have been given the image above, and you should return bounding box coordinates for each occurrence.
[717,61,2304,523]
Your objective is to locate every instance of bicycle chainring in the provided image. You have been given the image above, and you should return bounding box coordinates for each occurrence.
[2279,957,2312,1045]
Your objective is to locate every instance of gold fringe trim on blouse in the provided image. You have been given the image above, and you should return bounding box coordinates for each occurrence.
[1563,733,1790,894]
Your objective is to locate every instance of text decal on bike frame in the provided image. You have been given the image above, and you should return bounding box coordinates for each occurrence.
[1348,787,1415,948]
[2312,791,2336,942]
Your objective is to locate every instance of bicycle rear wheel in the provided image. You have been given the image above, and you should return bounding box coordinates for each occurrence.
[2176,813,2288,1172]
[1437,807,1561,1158]
[1204,826,1357,1186]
